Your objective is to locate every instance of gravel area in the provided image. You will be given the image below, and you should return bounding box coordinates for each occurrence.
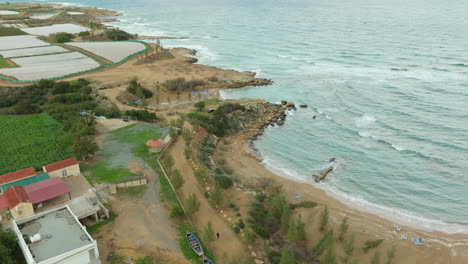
[0,45,69,58]
[22,23,90,36]
[66,41,146,62]
[0,35,49,51]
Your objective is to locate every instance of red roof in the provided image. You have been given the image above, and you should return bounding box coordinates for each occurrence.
[43,158,78,172]
[0,168,36,185]
[0,178,69,209]
[24,178,70,204]
[146,139,165,147]
[0,186,30,209]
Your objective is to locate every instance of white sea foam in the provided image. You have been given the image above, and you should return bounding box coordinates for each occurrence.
[355,114,376,127]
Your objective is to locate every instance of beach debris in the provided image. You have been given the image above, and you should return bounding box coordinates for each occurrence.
[295,195,303,199]
[313,159,336,183]
[396,225,401,231]
[401,233,408,239]
[412,237,424,245]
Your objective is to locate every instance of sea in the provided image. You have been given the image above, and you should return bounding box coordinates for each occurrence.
[21,0,468,234]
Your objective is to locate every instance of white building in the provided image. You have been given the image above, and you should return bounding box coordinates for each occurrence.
[12,206,100,264]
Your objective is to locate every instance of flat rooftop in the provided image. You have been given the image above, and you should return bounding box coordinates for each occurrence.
[18,207,93,262]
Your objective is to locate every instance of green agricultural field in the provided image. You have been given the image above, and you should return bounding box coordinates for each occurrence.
[0,27,27,36]
[0,114,73,175]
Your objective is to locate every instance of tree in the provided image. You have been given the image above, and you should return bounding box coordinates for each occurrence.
[243,227,256,245]
[0,228,20,264]
[194,101,205,112]
[279,245,296,264]
[170,204,185,219]
[184,146,193,160]
[339,216,349,242]
[162,155,174,172]
[78,31,91,39]
[320,205,329,231]
[203,221,216,244]
[210,185,224,207]
[106,29,132,40]
[53,32,74,43]
[11,101,41,114]
[386,246,396,264]
[344,233,355,261]
[281,204,291,232]
[287,217,298,242]
[182,128,193,146]
[185,194,200,216]
[73,135,98,160]
[322,248,337,264]
[296,215,306,241]
[171,169,184,190]
[371,251,381,264]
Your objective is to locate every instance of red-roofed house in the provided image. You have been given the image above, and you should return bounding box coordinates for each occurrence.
[0,168,36,193]
[0,178,70,219]
[146,139,166,153]
[43,158,80,178]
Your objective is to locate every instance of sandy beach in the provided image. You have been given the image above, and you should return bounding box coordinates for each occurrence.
[223,133,468,263]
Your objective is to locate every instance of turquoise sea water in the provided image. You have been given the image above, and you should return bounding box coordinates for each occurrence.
[21,0,468,233]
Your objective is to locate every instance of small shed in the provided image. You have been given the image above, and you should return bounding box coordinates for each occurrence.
[43,158,80,178]
[146,139,166,153]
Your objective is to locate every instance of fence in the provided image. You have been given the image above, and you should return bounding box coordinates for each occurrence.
[0,40,152,84]
[112,175,148,189]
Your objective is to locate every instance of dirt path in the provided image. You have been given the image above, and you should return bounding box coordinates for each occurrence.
[167,136,248,260]
[92,119,189,264]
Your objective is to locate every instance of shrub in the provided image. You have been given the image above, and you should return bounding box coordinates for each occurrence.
[194,101,205,112]
[11,101,42,114]
[371,251,381,264]
[162,78,205,92]
[362,239,384,253]
[339,217,349,241]
[215,175,233,189]
[292,201,318,209]
[53,32,74,43]
[106,29,132,40]
[233,226,240,234]
[185,194,200,216]
[320,206,329,231]
[125,110,158,122]
[311,229,334,258]
[127,79,153,98]
[170,204,185,219]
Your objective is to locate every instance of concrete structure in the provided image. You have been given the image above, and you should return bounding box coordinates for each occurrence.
[0,168,36,193]
[12,206,100,264]
[0,178,71,219]
[43,158,80,178]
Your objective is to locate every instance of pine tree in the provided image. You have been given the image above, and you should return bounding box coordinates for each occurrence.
[344,233,355,261]
[287,217,298,242]
[322,248,337,264]
[296,215,306,241]
[279,245,296,264]
[339,217,349,241]
[281,205,291,232]
[185,194,200,216]
[171,169,184,190]
[320,206,329,231]
[203,221,216,244]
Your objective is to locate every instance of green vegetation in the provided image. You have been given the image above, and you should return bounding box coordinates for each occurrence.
[171,169,184,190]
[125,109,158,122]
[87,162,136,183]
[184,193,200,216]
[320,206,329,231]
[362,239,384,253]
[371,251,381,264]
[344,233,356,261]
[106,29,132,41]
[386,245,396,264]
[52,32,74,43]
[194,101,205,112]
[162,78,205,92]
[311,229,335,258]
[87,213,117,234]
[107,254,125,264]
[119,186,147,198]
[187,103,246,136]
[127,79,153,99]
[111,123,164,157]
[279,245,297,264]
[177,224,215,262]
[0,27,26,36]
[322,248,337,264]
[0,114,72,175]
[0,228,21,264]
[292,200,318,209]
[339,216,349,241]
[203,221,216,244]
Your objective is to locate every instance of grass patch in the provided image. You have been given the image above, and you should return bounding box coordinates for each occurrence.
[292,201,318,209]
[88,213,117,234]
[0,56,12,68]
[88,162,136,183]
[134,256,154,264]
[111,123,165,158]
[0,27,27,36]
[178,224,215,262]
[0,114,72,175]
[158,173,178,203]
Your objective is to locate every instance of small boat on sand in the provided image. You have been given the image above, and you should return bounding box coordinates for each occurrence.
[186,232,204,257]
[203,258,215,264]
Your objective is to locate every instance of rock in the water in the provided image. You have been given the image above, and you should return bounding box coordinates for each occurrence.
[300,104,308,108]
[277,120,285,125]
[281,100,287,105]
